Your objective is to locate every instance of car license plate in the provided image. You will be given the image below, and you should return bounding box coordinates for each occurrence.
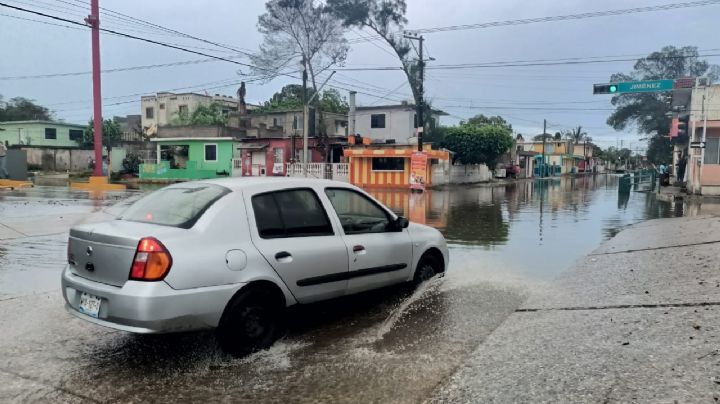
[79,292,101,318]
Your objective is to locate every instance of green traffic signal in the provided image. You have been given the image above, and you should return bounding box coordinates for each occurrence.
[609,85,618,93]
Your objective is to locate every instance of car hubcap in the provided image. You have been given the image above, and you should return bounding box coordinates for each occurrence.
[243,307,269,339]
[419,264,435,282]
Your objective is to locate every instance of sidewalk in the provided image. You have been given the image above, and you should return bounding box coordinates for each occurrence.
[430,215,720,403]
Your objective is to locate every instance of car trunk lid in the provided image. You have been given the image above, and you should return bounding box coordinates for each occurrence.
[68,220,184,287]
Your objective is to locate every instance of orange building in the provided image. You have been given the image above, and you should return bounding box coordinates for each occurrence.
[343,143,450,189]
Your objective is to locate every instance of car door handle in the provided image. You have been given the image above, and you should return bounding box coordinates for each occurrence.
[352,245,366,253]
[275,251,292,261]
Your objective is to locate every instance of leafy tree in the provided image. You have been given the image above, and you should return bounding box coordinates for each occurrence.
[0,96,53,121]
[532,133,552,141]
[84,118,121,153]
[646,135,672,164]
[440,124,513,168]
[606,46,720,165]
[319,88,349,114]
[327,1,427,120]
[258,85,349,114]
[252,0,349,159]
[171,103,228,126]
[462,114,512,132]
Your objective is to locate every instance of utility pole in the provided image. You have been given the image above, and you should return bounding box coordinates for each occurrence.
[86,0,103,177]
[404,32,425,152]
[541,119,547,178]
[302,56,309,164]
[699,83,709,194]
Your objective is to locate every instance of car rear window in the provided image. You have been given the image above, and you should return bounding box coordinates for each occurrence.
[120,184,230,229]
[251,189,334,239]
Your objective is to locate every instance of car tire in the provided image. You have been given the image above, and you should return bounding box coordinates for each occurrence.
[413,255,440,287]
[216,288,280,357]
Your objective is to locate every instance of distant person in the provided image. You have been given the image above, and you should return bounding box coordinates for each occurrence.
[0,141,8,179]
[677,155,688,183]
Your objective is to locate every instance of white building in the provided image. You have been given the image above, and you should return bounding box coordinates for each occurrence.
[350,103,447,143]
[140,92,239,129]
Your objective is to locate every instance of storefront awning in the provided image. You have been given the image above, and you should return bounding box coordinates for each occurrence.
[238,143,268,150]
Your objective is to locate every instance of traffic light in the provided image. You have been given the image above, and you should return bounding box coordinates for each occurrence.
[677,114,689,138]
[593,83,619,94]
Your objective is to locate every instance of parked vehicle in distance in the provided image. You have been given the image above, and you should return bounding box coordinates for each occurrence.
[62,178,449,356]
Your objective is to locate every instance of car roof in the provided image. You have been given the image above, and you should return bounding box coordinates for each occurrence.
[191,176,355,193]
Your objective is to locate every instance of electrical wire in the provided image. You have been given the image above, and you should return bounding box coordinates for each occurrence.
[0,57,247,80]
[346,0,720,44]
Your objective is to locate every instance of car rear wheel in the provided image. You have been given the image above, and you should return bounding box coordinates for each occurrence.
[217,288,280,357]
[413,255,440,287]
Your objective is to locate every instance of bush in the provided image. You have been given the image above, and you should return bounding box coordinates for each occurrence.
[122,153,142,175]
[440,124,513,169]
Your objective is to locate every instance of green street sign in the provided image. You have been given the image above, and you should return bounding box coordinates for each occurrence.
[594,79,675,94]
[617,80,674,93]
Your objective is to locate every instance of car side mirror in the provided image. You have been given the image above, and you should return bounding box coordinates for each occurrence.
[392,216,409,231]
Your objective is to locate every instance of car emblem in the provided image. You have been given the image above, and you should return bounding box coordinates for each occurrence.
[86,246,93,256]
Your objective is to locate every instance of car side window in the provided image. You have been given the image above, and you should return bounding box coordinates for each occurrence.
[324,188,391,234]
[252,189,334,239]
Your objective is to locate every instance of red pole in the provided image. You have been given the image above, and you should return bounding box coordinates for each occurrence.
[87,0,103,177]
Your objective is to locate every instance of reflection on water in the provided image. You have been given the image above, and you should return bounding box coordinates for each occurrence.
[368,175,716,279]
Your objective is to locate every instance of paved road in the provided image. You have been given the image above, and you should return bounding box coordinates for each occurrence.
[430,215,720,403]
[0,188,536,403]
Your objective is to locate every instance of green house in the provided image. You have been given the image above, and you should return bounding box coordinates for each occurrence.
[0,121,85,148]
[140,137,235,181]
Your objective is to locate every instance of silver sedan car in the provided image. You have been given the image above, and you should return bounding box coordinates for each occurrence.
[62,178,448,356]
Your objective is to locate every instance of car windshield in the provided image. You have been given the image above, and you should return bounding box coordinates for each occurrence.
[120,184,229,229]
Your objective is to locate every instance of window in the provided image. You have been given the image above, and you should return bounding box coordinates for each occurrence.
[371,114,386,129]
[44,128,57,140]
[159,103,166,110]
[178,105,188,116]
[273,118,278,127]
[371,157,405,171]
[69,129,83,141]
[204,144,217,161]
[120,184,230,229]
[705,138,720,164]
[325,188,391,234]
[252,189,334,239]
[145,107,154,119]
[274,148,284,164]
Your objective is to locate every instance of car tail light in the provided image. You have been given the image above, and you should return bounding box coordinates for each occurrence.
[129,237,172,281]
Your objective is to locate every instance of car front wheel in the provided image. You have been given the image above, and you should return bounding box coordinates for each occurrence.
[217,288,280,357]
[413,255,440,287]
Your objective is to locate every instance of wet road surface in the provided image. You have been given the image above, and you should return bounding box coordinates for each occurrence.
[0,179,717,402]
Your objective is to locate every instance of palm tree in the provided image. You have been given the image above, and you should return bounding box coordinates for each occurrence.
[565,126,588,144]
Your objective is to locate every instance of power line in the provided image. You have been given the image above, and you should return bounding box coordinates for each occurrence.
[48,0,254,55]
[0,56,247,80]
[347,0,720,44]
[335,51,720,71]
[416,0,720,34]
[0,3,265,72]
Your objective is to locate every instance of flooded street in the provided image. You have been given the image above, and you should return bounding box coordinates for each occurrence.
[0,177,717,403]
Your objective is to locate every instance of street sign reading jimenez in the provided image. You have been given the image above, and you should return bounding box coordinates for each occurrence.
[594,79,675,94]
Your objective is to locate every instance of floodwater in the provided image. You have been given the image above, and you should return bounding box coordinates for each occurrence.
[370,174,713,281]
[0,178,716,403]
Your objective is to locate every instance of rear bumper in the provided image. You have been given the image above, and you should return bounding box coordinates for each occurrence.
[61,266,245,334]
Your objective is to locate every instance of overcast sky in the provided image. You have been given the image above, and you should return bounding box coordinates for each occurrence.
[2,0,719,150]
